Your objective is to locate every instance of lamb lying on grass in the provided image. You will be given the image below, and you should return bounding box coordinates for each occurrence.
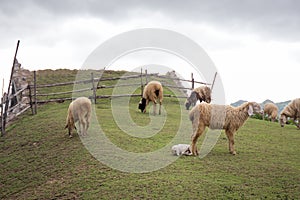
[65,97,92,138]
[189,102,261,155]
[280,98,300,129]
[138,81,163,115]
[171,144,192,156]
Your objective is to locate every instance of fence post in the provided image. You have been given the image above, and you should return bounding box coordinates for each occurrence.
[210,72,217,92]
[0,96,4,136]
[191,73,194,89]
[33,71,37,114]
[91,72,97,104]
[145,69,148,84]
[140,68,143,97]
[28,84,34,115]
[2,40,20,136]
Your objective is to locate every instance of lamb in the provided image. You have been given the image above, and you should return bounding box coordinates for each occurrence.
[138,81,163,115]
[185,86,211,110]
[263,103,278,122]
[171,144,192,156]
[279,98,300,129]
[189,102,261,155]
[65,97,92,138]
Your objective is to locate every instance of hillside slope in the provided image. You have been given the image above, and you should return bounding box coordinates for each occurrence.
[1,69,299,199]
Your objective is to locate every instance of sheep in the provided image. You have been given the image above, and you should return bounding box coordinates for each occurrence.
[263,103,278,122]
[138,81,163,115]
[171,144,192,156]
[185,86,211,110]
[279,98,300,129]
[189,102,261,155]
[65,97,92,138]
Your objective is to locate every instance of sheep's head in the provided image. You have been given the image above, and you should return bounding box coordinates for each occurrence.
[138,98,147,113]
[247,102,261,116]
[204,96,211,103]
[185,99,191,110]
[279,114,287,127]
[203,87,212,103]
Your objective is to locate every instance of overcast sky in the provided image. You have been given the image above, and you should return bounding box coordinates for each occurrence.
[1,0,300,103]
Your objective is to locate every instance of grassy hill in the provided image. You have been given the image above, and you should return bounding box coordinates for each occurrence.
[1,69,299,199]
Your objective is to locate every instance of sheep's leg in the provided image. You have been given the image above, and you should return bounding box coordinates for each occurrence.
[271,117,275,122]
[150,95,158,115]
[296,119,300,129]
[225,130,236,155]
[153,102,157,115]
[191,125,205,156]
[86,117,90,134]
[77,121,82,136]
[81,118,87,136]
[159,101,162,115]
[144,99,149,113]
[68,125,73,138]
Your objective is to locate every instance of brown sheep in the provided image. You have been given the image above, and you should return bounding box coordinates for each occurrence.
[65,97,92,137]
[138,81,163,115]
[189,102,261,155]
[263,103,278,122]
[279,98,300,129]
[185,86,211,110]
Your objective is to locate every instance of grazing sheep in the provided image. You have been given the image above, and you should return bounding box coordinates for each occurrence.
[185,86,211,110]
[138,81,163,115]
[279,98,300,129]
[65,97,92,137]
[171,144,192,156]
[263,103,278,122]
[189,102,261,155]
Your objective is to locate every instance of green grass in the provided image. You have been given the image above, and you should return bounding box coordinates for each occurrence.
[0,70,299,199]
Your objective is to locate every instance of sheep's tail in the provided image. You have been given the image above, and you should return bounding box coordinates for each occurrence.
[65,112,70,129]
[65,108,74,129]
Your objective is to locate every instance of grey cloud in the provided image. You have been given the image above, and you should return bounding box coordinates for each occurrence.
[1,0,300,42]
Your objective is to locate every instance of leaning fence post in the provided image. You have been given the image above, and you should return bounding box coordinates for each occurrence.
[0,96,4,136]
[28,84,34,115]
[91,72,97,104]
[191,73,194,89]
[33,71,37,114]
[210,72,217,92]
[145,69,148,84]
[140,68,143,97]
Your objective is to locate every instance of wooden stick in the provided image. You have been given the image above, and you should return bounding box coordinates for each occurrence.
[33,71,37,114]
[2,40,20,136]
[91,72,97,104]
[210,72,217,92]
[36,88,91,96]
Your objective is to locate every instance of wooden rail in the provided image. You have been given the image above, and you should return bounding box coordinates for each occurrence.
[1,67,215,135]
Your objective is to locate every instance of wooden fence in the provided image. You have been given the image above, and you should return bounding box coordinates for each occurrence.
[1,68,215,136]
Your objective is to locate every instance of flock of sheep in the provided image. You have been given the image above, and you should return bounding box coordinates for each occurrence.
[64,80,300,156]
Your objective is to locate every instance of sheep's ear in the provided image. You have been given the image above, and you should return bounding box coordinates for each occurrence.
[248,104,254,116]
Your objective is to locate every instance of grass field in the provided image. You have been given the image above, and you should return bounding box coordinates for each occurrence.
[0,70,299,199]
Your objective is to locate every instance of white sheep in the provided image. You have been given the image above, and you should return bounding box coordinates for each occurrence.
[185,86,211,110]
[171,144,192,156]
[189,102,261,155]
[138,81,163,115]
[65,97,92,137]
[279,98,300,129]
[263,103,278,122]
